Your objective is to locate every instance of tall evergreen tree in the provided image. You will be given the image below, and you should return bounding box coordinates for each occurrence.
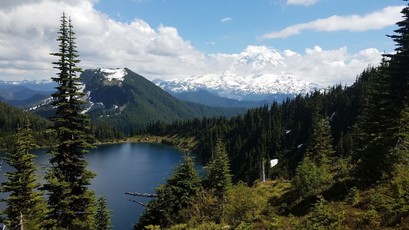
[43,13,96,229]
[354,2,409,186]
[204,139,232,198]
[292,118,335,197]
[306,118,335,167]
[136,155,201,229]
[95,195,112,230]
[1,116,46,229]
[384,1,409,164]
[353,65,393,186]
[385,1,409,113]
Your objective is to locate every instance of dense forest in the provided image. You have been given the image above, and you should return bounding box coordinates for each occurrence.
[0,102,54,150]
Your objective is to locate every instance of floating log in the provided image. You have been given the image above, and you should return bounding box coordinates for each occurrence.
[125,192,158,198]
[127,199,146,207]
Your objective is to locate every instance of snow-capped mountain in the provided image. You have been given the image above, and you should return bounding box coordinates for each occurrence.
[154,46,321,101]
[154,72,320,101]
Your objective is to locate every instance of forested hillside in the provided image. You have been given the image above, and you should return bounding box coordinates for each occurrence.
[145,68,371,184]
[0,102,53,150]
[135,3,409,229]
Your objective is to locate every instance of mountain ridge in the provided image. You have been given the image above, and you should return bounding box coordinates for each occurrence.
[77,68,246,133]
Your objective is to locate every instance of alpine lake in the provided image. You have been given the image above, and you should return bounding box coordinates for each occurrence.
[0,142,202,229]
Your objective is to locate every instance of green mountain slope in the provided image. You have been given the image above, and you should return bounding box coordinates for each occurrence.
[81,68,246,133]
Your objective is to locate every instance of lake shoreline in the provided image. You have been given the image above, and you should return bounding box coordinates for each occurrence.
[94,135,197,154]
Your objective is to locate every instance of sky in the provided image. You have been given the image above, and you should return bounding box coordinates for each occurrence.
[0,0,406,86]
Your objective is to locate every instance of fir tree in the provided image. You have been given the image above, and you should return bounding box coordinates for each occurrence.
[293,118,335,197]
[353,65,393,186]
[306,118,335,167]
[204,139,232,198]
[95,194,112,230]
[43,13,96,229]
[385,1,409,164]
[136,155,201,229]
[1,116,46,229]
[354,1,409,186]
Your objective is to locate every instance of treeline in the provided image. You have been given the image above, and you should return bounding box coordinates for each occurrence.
[144,68,371,184]
[0,101,125,149]
[0,102,54,150]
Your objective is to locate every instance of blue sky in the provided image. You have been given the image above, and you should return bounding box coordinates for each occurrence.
[94,0,402,54]
[0,0,406,86]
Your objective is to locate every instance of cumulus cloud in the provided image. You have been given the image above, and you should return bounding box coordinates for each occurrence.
[262,5,404,39]
[0,0,206,81]
[207,45,383,86]
[286,0,319,6]
[0,0,385,87]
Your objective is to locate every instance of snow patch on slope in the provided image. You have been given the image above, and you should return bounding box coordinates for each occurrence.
[99,68,127,81]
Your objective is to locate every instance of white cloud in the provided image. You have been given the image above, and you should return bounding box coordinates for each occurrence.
[221,17,233,23]
[0,0,205,81]
[206,45,383,86]
[287,0,319,6]
[0,0,385,87]
[262,5,404,39]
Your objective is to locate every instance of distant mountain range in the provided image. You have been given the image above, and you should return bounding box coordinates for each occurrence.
[0,81,55,107]
[1,65,322,132]
[170,90,269,108]
[153,72,320,103]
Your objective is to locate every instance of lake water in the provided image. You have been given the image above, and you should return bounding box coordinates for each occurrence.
[0,142,198,229]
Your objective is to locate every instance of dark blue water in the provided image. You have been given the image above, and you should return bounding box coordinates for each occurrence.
[0,142,197,229]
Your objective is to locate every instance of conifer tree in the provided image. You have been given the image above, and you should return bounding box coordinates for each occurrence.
[353,65,393,186]
[293,118,335,197]
[43,13,96,229]
[136,155,201,229]
[204,139,232,198]
[95,195,112,230]
[384,1,409,164]
[354,1,409,186]
[385,1,409,115]
[1,116,46,229]
[306,118,335,167]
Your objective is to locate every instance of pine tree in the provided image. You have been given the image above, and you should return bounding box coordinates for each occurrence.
[385,1,409,164]
[293,118,335,197]
[1,116,46,229]
[353,65,393,186]
[354,2,409,186]
[95,195,112,230]
[136,155,201,229]
[43,13,96,229]
[385,2,409,114]
[306,118,335,167]
[204,139,232,198]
